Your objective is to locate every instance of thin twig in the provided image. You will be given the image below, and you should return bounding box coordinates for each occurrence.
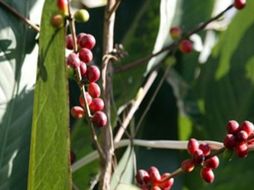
[107,0,121,20]
[114,71,158,143]
[66,0,105,160]
[71,139,224,172]
[0,0,40,32]
[134,64,171,136]
[114,4,234,73]
[100,0,118,189]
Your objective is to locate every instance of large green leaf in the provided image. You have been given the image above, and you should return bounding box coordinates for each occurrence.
[0,0,42,189]
[28,1,71,189]
[184,1,254,189]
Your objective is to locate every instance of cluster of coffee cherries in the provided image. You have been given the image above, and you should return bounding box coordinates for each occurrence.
[66,33,107,128]
[136,166,174,190]
[169,26,193,54]
[181,138,219,183]
[223,120,254,157]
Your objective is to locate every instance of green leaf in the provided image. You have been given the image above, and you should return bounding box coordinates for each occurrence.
[146,0,177,73]
[0,0,42,189]
[28,1,71,190]
[110,146,135,190]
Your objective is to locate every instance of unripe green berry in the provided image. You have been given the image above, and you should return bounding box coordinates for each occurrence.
[74,9,90,23]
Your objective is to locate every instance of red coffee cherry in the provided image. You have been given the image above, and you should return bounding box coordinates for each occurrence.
[240,121,254,136]
[77,33,86,45]
[181,159,195,173]
[78,34,96,49]
[136,169,150,185]
[159,173,174,189]
[179,39,193,53]
[67,53,80,68]
[66,34,74,50]
[80,62,87,77]
[204,156,219,169]
[79,92,92,108]
[79,48,93,63]
[88,82,101,98]
[187,138,199,155]
[86,65,100,82]
[193,149,205,165]
[170,26,182,40]
[89,98,104,112]
[199,143,211,156]
[235,142,248,158]
[224,134,236,149]
[234,0,246,10]
[57,0,68,15]
[148,166,161,183]
[71,106,85,119]
[92,111,107,127]
[236,130,248,142]
[151,186,160,190]
[200,167,214,183]
[226,120,239,134]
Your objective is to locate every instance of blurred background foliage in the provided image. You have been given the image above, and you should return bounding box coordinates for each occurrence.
[1,0,254,189]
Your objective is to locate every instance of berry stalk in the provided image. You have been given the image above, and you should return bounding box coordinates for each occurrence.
[66,0,105,160]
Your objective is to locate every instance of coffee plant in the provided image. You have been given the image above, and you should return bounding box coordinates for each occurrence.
[0,0,253,190]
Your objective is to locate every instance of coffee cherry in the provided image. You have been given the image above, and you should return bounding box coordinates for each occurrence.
[179,39,193,53]
[159,173,174,190]
[193,149,205,165]
[204,156,219,169]
[78,34,96,49]
[181,159,195,173]
[200,167,214,183]
[235,142,248,158]
[136,169,150,185]
[92,111,107,127]
[86,65,100,82]
[152,186,161,190]
[57,0,68,15]
[226,120,239,134]
[79,92,92,108]
[234,0,246,10]
[79,48,93,63]
[80,62,87,77]
[51,14,64,28]
[77,33,86,45]
[187,138,199,155]
[88,82,101,98]
[236,130,248,142]
[66,35,74,50]
[224,134,236,149]
[148,166,161,183]
[89,98,104,112]
[169,26,182,40]
[199,143,211,156]
[240,121,254,136]
[67,53,80,68]
[71,106,85,119]
[74,9,90,23]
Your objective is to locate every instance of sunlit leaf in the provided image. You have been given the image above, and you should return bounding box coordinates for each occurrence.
[28,0,71,189]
